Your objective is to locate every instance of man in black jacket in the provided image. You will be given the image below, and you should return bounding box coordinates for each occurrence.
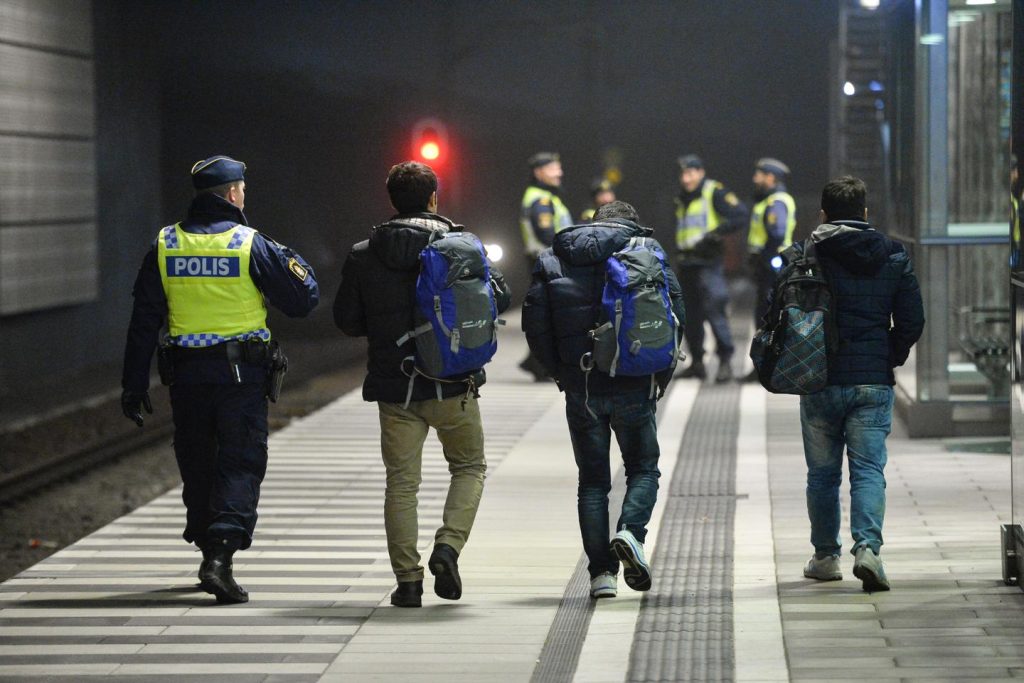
[523,201,685,599]
[334,162,511,608]
[797,177,924,593]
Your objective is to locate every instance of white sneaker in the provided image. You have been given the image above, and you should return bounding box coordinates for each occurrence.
[803,554,842,581]
[589,572,617,599]
[610,528,652,591]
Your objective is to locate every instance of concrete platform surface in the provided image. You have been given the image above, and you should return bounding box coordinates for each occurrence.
[0,325,1019,681]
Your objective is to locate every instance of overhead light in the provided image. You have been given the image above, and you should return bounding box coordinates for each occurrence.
[965,0,995,5]
[843,81,856,96]
[859,0,880,8]
[869,80,884,92]
[920,33,944,45]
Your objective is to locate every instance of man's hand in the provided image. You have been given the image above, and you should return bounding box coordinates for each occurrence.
[121,390,153,427]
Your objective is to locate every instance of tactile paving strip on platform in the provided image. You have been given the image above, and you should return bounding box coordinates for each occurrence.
[627,382,739,682]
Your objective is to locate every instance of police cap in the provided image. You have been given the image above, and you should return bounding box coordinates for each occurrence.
[191,155,246,190]
[528,151,560,169]
[677,154,704,170]
[755,157,790,178]
[590,178,614,197]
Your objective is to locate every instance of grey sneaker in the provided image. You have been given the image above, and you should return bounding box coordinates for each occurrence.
[803,554,842,581]
[852,546,890,592]
[610,529,652,591]
[589,572,617,599]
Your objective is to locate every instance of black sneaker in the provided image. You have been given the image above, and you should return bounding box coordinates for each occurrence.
[428,543,463,600]
[714,362,733,384]
[676,362,706,380]
[390,580,423,607]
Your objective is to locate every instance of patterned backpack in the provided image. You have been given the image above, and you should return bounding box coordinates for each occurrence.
[749,238,838,394]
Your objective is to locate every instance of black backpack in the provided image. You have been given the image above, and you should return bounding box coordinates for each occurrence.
[748,239,838,394]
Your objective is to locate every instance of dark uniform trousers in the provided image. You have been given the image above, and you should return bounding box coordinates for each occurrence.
[170,377,268,551]
[677,262,735,363]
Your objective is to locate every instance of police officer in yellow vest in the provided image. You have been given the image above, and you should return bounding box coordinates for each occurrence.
[519,152,572,379]
[673,154,749,383]
[120,156,319,603]
[746,157,796,348]
[580,178,616,223]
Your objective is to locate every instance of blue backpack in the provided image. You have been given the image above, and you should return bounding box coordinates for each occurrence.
[585,236,681,392]
[397,230,502,403]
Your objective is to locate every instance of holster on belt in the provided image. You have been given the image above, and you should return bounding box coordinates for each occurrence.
[157,343,175,386]
[266,340,288,403]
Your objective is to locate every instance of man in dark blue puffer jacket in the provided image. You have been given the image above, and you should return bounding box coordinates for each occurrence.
[796,176,924,593]
[523,201,685,599]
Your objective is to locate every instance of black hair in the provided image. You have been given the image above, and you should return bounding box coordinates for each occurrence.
[593,200,639,223]
[821,176,867,222]
[386,161,437,213]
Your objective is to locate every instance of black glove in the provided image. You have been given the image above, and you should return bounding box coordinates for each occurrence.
[121,390,153,428]
[693,231,724,260]
[746,252,764,274]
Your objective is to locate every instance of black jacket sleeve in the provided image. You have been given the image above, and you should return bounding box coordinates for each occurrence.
[889,255,925,367]
[521,252,561,377]
[334,245,368,338]
[710,186,750,235]
[249,233,319,318]
[121,246,166,393]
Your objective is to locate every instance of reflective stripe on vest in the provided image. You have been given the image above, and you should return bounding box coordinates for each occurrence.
[748,191,796,252]
[520,186,571,255]
[156,223,270,347]
[675,179,722,251]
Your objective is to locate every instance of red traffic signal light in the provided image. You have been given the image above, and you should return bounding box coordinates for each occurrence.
[412,118,448,166]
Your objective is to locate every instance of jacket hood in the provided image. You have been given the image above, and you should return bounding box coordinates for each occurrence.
[368,213,459,271]
[810,220,899,275]
[552,219,654,267]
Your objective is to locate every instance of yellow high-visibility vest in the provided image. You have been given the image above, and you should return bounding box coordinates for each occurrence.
[520,185,571,255]
[748,191,796,253]
[675,179,722,251]
[156,223,269,347]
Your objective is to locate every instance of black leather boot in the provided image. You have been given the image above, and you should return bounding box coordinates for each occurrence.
[428,543,462,600]
[390,580,423,608]
[201,541,248,604]
[197,546,215,585]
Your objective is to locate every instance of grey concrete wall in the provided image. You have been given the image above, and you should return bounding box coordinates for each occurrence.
[0,1,161,403]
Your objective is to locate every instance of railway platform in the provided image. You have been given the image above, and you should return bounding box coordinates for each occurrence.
[0,325,1021,682]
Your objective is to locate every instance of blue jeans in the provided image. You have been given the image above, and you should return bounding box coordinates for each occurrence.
[800,385,894,557]
[565,391,661,578]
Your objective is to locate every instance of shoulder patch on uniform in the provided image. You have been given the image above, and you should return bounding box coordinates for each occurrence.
[288,257,308,281]
[724,192,739,206]
[538,212,553,229]
[539,197,551,206]
[766,212,778,225]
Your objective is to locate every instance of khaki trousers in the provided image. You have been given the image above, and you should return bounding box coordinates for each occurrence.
[378,396,487,582]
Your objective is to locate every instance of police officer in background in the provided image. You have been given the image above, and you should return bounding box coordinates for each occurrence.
[120,156,319,604]
[519,152,572,379]
[672,154,748,383]
[743,157,796,382]
[580,178,616,222]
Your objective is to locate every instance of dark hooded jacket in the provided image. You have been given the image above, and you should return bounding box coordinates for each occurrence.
[523,219,686,395]
[334,212,511,403]
[792,220,924,386]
